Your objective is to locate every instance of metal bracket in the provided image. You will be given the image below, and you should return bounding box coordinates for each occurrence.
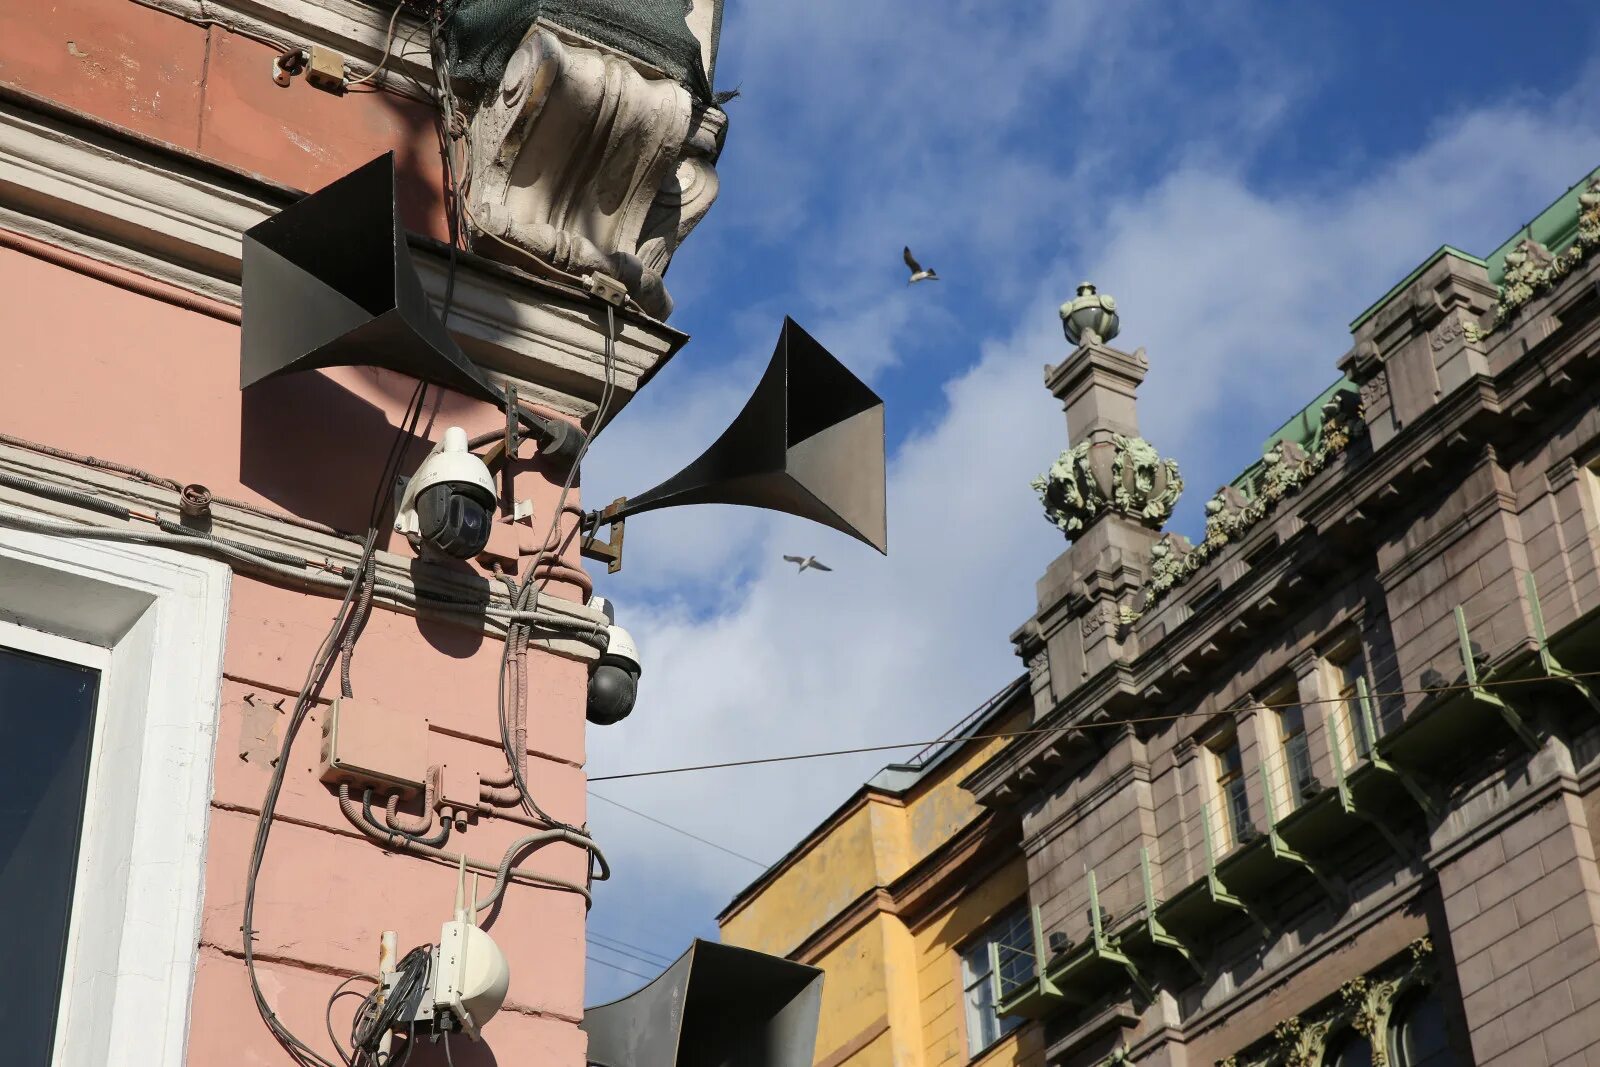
[1526,573,1600,714]
[1357,677,1441,821]
[1456,606,1539,753]
[1328,709,1408,856]
[1199,805,1270,937]
[1087,870,1151,1000]
[579,497,628,573]
[1259,764,1342,903]
[1140,848,1202,977]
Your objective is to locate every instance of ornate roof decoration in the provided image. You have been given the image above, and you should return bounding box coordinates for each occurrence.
[1060,282,1121,346]
[1468,175,1600,342]
[1032,434,1182,540]
[1141,389,1362,611]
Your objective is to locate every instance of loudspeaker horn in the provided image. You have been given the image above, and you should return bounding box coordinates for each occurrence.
[586,317,886,566]
[581,939,824,1067]
[239,152,505,406]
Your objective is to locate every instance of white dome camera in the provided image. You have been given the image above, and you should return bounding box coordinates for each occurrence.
[587,597,641,725]
[395,427,498,559]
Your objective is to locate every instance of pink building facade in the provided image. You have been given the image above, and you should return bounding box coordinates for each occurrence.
[0,1,727,1063]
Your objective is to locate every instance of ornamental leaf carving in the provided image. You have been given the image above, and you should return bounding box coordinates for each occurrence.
[1033,434,1182,541]
[1139,393,1362,611]
[1469,178,1600,342]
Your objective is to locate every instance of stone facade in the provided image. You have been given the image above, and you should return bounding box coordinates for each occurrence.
[965,162,1600,1066]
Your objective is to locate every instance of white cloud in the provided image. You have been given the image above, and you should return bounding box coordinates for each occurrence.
[578,9,1600,1004]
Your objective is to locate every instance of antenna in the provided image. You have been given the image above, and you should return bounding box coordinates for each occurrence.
[454,853,469,925]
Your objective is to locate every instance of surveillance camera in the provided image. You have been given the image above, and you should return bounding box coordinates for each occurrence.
[395,427,498,559]
[587,597,640,725]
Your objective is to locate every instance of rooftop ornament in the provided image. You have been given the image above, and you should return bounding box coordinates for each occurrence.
[1032,434,1182,541]
[1468,175,1600,342]
[1140,389,1363,612]
[1060,282,1120,347]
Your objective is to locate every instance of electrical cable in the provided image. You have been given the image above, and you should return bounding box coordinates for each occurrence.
[588,791,769,869]
[587,931,675,966]
[587,938,676,970]
[342,3,406,88]
[587,955,656,981]
[587,666,1600,783]
[325,974,378,1067]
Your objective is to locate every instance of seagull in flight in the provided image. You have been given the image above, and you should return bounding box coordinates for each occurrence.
[903,246,939,284]
[784,554,833,573]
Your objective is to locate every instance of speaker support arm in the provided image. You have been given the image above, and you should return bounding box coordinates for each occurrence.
[580,499,629,574]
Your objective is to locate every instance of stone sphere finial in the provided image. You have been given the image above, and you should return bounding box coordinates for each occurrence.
[1060,281,1120,346]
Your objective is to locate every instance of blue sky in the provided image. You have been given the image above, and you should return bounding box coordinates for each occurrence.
[576,1,1600,1003]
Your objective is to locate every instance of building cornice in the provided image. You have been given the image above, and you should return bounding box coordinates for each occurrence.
[973,256,1600,806]
[0,444,604,657]
[0,87,687,425]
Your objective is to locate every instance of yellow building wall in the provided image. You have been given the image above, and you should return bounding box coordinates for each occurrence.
[721,702,1042,1067]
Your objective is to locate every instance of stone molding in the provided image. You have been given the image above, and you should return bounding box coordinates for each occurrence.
[0,91,685,424]
[1469,180,1600,341]
[0,445,605,657]
[1140,391,1362,612]
[1217,938,1436,1067]
[465,26,727,319]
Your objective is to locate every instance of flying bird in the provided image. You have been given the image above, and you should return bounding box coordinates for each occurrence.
[903,246,939,284]
[783,554,833,573]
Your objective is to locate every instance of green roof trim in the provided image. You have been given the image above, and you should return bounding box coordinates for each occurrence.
[1347,246,1485,332]
[1482,163,1600,285]
[1349,161,1600,333]
[1229,376,1356,490]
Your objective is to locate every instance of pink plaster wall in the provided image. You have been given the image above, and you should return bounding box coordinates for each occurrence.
[0,0,451,240]
[0,241,595,1063]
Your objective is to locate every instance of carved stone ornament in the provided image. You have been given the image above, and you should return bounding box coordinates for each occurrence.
[1216,937,1436,1067]
[1468,177,1600,342]
[1060,281,1121,346]
[464,25,727,319]
[1032,434,1182,540]
[1141,390,1363,611]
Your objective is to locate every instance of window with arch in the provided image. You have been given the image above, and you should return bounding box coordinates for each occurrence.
[1387,985,1454,1066]
[1323,1027,1375,1067]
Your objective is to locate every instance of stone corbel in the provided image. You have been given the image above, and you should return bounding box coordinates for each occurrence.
[465,26,727,320]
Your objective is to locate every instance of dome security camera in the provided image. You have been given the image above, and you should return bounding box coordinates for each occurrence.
[395,427,498,559]
[587,597,641,725]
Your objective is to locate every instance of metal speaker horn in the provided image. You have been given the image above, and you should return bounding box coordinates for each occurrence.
[586,317,886,567]
[581,939,824,1067]
[239,152,504,405]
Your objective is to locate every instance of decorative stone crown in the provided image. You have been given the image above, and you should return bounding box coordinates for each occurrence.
[1060,282,1120,347]
[1032,434,1182,540]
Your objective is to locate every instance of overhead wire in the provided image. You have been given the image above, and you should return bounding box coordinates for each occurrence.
[588,666,1600,783]
[342,3,406,88]
[587,931,675,967]
[587,955,656,982]
[588,790,769,869]
[586,937,676,970]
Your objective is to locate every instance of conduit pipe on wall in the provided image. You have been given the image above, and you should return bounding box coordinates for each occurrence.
[336,784,601,907]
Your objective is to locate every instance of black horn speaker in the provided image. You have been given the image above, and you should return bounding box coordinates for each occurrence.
[601,317,887,553]
[239,152,504,405]
[581,939,824,1067]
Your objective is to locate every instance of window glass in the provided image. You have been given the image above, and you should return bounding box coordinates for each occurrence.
[1279,702,1312,790]
[1325,1028,1375,1067]
[1329,644,1373,766]
[1208,728,1251,846]
[960,907,1031,1056]
[1390,987,1455,1066]
[0,644,101,1067]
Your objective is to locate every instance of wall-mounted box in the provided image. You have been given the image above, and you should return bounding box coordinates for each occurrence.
[319,697,427,796]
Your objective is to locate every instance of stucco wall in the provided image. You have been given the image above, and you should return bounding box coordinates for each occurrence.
[0,239,594,1062]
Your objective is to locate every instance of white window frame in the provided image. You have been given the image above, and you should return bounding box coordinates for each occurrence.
[959,907,1029,1058]
[0,521,230,1067]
